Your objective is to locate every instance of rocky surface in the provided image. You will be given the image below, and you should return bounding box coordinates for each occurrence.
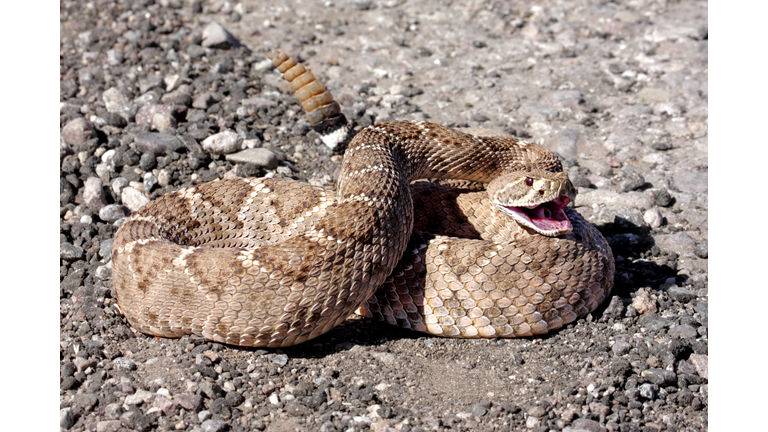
[60,0,707,431]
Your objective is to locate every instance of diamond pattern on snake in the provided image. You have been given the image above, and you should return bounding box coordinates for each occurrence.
[111,50,615,347]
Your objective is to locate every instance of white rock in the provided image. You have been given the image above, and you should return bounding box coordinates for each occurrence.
[202,130,244,155]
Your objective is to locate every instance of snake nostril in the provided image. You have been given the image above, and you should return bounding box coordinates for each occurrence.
[538,189,545,195]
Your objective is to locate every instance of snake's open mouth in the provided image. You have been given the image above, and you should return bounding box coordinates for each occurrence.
[502,195,572,236]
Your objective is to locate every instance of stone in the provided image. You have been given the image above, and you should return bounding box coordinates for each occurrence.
[668,286,695,303]
[668,324,698,339]
[121,187,150,212]
[60,407,75,429]
[99,204,131,222]
[201,419,228,432]
[193,92,217,109]
[643,208,664,228]
[689,354,708,379]
[60,243,84,261]
[225,148,279,169]
[202,130,243,155]
[135,105,187,130]
[612,339,632,356]
[133,132,184,155]
[62,117,98,146]
[174,394,203,412]
[83,177,108,211]
[641,368,677,386]
[575,190,654,210]
[633,291,657,315]
[564,418,607,432]
[201,22,240,49]
[102,87,135,120]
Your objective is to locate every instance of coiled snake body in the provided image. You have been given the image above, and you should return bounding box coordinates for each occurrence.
[111,51,614,347]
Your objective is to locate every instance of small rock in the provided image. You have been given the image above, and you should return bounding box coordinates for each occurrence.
[201,419,228,432]
[639,383,657,400]
[60,407,75,430]
[643,208,664,228]
[60,243,84,261]
[121,187,150,212]
[619,172,645,192]
[689,354,708,379]
[96,420,121,432]
[694,240,708,258]
[668,324,698,339]
[225,148,279,169]
[667,286,695,303]
[599,205,643,228]
[102,87,134,119]
[99,204,131,222]
[641,368,677,386]
[135,105,186,130]
[556,127,579,159]
[133,132,184,155]
[83,177,108,211]
[271,354,289,366]
[471,404,488,416]
[637,314,671,332]
[348,0,373,10]
[62,117,98,147]
[174,394,203,412]
[153,395,180,416]
[113,357,137,372]
[202,130,243,155]
[201,22,240,49]
[120,410,152,432]
[564,418,607,432]
[612,339,632,356]
[143,172,158,192]
[198,410,212,422]
[193,92,217,109]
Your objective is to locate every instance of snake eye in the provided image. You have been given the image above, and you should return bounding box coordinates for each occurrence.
[525,177,534,187]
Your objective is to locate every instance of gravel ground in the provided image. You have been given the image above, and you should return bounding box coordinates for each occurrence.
[59,1,710,431]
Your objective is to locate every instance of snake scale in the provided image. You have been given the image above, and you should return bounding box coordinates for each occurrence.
[111,50,614,347]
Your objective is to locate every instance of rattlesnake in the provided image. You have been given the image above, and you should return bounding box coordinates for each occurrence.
[111,50,614,347]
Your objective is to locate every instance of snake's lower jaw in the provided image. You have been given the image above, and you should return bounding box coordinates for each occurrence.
[496,195,573,236]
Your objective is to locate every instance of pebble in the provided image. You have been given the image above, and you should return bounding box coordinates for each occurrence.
[133,132,183,155]
[348,0,373,10]
[113,357,137,372]
[598,205,643,228]
[641,368,677,386]
[135,105,186,131]
[192,92,217,109]
[564,418,607,432]
[111,177,129,196]
[61,117,97,146]
[202,130,243,155]
[225,148,279,169]
[667,286,694,303]
[143,172,159,192]
[271,354,289,366]
[694,240,708,258]
[689,354,708,379]
[174,394,203,412]
[655,232,697,257]
[99,204,131,222]
[96,420,121,432]
[639,383,656,400]
[668,324,698,339]
[198,410,212,422]
[643,208,664,228]
[637,314,671,332]
[60,242,84,261]
[611,339,632,356]
[201,419,228,432]
[201,22,239,49]
[83,177,108,211]
[60,407,75,429]
[618,172,645,192]
[121,187,150,212]
[102,87,134,121]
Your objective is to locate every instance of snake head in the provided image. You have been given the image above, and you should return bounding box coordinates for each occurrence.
[487,170,576,236]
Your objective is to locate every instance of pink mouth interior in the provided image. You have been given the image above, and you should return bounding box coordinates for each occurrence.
[506,195,572,232]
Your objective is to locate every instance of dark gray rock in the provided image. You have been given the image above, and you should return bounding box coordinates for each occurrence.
[133,132,184,155]
[668,286,695,303]
[668,324,698,339]
[642,368,677,386]
[60,243,84,261]
[60,407,75,429]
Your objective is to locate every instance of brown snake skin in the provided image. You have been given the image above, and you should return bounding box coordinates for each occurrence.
[111,51,614,347]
